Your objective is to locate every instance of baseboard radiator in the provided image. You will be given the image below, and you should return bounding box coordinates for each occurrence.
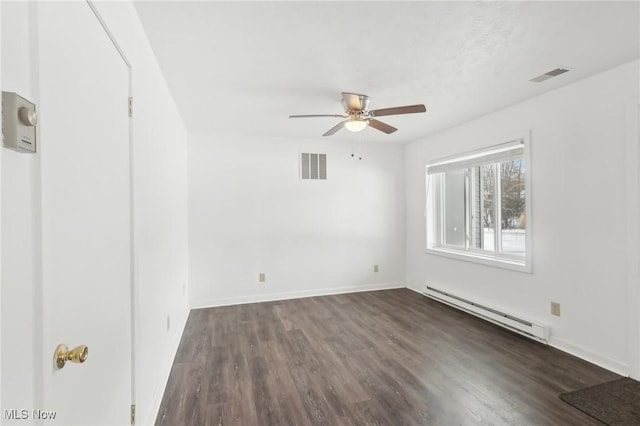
[424,285,550,343]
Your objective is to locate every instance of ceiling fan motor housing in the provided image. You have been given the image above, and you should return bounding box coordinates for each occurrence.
[342,93,370,113]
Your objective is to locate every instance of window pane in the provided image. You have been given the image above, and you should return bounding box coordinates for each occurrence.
[500,159,525,255]
[428,174,442,247]
[471,164,496,251]
[482,164,496,251]
[444,169,466,247]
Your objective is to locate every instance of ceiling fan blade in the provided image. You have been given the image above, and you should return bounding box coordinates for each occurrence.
[289,114,346,118]
[323,121,346,136]
[370,104,426,117]
[341,92,369,112]
[368,119,398,134]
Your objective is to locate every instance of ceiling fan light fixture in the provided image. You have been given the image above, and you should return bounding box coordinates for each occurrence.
[344,118,368,133]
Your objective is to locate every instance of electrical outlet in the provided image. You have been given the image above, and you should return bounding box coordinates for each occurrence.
[166,315,171,331]
[374,264,379,273]
[259,273,266,282]
[551,302,561,316]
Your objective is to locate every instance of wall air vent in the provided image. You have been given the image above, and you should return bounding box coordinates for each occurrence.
[529,67,570,83]
[300,152,327,180]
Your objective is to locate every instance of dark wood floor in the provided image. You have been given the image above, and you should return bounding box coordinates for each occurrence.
[156,289,619,425]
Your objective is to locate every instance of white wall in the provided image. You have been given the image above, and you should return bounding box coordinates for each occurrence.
[0,2,189,425]
[189,133,405,307]
[405,60,640,376]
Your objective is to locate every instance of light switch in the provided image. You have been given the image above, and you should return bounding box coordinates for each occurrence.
[2,92,37,153]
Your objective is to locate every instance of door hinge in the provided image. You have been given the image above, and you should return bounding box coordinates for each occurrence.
[128,97,133,117]
[130,404,136,425]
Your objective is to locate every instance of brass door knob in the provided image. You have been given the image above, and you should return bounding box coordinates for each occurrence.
[54,344,88,369]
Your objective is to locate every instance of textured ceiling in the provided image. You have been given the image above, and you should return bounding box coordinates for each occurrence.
[134,1,639,144]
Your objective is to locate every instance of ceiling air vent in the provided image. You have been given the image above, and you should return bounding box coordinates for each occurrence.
[529,67,570,83]
[300,152,327,180]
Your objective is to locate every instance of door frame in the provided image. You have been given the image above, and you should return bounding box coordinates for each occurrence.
[84,0,136,411]
[626,94,640,379]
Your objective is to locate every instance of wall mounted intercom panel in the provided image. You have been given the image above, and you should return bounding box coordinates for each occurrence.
[2,91,37,153]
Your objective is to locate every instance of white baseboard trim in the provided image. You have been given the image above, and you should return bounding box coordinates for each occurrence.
[142,306,190,426]
[190,282,405,309]
[549,337,629,377]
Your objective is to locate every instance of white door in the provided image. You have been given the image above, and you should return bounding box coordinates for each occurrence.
[38,2,131,424]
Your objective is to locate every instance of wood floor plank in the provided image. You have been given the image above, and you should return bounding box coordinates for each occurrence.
[156,289,619,425]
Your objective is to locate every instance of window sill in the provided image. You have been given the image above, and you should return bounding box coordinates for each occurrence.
[425,247,532,273]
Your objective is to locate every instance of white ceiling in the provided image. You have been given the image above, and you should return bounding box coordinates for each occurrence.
[134,1,639,144]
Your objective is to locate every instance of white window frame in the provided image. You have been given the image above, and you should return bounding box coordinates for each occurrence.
[425,134,532,273]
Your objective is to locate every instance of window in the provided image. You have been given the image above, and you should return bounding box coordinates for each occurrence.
[426,140,530,271]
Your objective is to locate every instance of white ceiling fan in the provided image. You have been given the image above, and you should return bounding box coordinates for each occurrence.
[289,92,427,136]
